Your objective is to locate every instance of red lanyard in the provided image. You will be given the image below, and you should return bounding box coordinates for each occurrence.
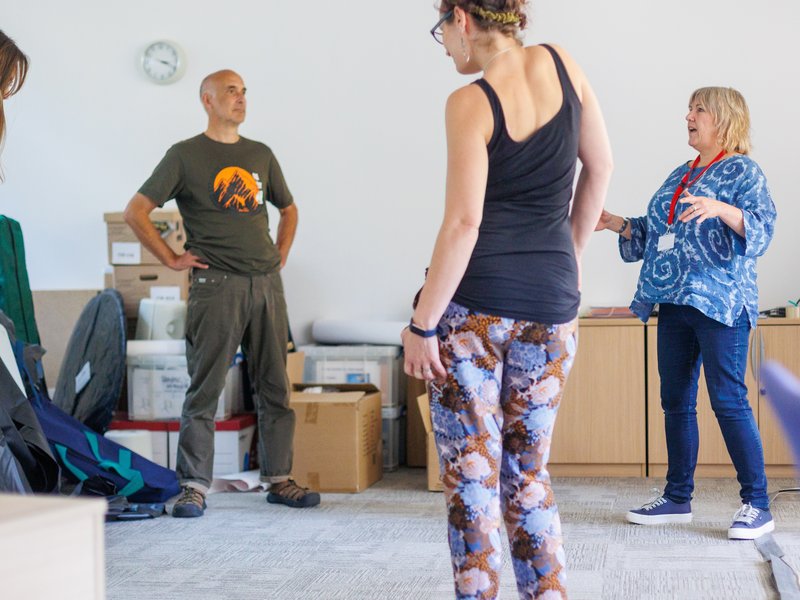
[667,149,726,226]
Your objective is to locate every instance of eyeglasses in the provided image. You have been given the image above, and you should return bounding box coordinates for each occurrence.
[430,10,454,45]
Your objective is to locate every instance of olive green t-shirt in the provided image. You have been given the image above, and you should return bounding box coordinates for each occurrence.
[138,134,294,275]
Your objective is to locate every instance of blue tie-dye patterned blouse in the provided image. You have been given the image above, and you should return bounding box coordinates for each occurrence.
[619,155,776,327]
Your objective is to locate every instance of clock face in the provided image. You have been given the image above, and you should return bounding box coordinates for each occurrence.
[141,41,185,84]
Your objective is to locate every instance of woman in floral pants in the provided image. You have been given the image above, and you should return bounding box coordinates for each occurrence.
[429,303,577,598]
[403,2,610,598]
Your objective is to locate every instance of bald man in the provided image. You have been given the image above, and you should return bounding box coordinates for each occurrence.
[124,70,317,517]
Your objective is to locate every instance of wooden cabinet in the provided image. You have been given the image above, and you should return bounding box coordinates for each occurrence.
[647,318,799,478]
[754,321,800,467]
[413,316,797,479]
[550,319,646,476]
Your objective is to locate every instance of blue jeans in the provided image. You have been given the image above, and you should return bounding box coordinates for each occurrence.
[657,303,769,509]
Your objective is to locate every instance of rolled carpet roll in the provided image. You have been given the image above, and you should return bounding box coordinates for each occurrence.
[311,319,407,346]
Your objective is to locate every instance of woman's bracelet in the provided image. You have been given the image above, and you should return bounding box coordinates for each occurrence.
[616,217,630,235]
[408,319,437,338]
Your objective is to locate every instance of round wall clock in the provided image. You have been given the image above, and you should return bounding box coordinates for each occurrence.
[141,40,187,85]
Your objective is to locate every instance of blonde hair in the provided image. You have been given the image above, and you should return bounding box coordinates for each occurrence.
[690,87,751,155]
[439,1,529,36]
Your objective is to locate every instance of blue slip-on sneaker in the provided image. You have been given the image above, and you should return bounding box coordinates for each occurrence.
[171,486,207,518]
[626,493,692,525]
[728,504,775,540]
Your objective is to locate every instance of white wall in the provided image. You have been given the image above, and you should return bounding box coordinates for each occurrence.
[2,1,798,343]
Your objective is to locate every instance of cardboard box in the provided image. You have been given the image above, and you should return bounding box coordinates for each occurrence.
[104,210,185,265]
[406,377,427,467]
[291,383,382,492]
[112,265,190,318]
[416,393,443,492]
[286,351,304,386]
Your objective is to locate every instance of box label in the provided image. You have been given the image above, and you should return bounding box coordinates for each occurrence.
[112,242,142,264]
[314,361,381,389]
[345,373,370,384]
[150,286,181,302]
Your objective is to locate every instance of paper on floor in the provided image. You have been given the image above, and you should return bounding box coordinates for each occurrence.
[208,470,268,495]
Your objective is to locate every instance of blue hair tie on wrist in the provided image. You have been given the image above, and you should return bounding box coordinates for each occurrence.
[409,320,437,338]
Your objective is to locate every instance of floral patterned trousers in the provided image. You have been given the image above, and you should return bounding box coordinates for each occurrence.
[429,302,578,600]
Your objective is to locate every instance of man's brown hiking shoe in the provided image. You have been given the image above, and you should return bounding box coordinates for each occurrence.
[267,479,320,508]
[172,486,207,518]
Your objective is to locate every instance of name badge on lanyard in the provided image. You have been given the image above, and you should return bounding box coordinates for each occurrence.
[660,150,726,253]
[658,231,675,251]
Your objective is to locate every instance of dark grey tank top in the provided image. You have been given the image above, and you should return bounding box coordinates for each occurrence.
[452,44,582,323]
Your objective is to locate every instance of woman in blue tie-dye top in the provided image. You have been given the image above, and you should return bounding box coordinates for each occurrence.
[597,87,777,541]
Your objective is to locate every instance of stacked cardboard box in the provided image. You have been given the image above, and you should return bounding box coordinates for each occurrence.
[416,392,443,492]
[104,210,190,319]
[290,383,383,492]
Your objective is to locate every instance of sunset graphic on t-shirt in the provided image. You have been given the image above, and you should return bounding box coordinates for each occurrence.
[213,167,261,212]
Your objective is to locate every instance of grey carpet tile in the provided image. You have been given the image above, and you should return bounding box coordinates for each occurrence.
[105,471,799,600]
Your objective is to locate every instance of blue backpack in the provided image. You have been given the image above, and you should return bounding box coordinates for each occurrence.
[8,320,180,503]
[31,395,180,503]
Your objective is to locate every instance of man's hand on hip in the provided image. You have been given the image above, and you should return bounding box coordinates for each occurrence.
[169,250,208,271]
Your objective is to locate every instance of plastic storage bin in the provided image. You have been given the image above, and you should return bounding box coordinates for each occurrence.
[382,405,406,471]
[299,344,405,408]
[168,414,256,477]
[126,340,243,420]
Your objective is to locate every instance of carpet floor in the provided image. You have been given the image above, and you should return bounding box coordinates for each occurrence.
[105,469,800,599]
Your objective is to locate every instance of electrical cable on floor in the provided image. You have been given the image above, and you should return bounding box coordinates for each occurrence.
[771,488,800,504]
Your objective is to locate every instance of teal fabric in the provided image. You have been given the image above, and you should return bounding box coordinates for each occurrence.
[84,432,145,497]
[55,443,89,481]
[54,433,146,498]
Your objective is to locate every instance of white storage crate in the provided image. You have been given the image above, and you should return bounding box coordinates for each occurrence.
[382,405,406,472]
[127,340,243,420]
[299,345,405,408]
[168,415,256,477]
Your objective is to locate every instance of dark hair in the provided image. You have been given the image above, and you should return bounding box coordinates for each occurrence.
[0,30,29,152]
[439,0,529,35]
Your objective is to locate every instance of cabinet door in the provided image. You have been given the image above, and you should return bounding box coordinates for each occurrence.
[647,326,759,466]
[758,324,799,465]
[550,324,645,464]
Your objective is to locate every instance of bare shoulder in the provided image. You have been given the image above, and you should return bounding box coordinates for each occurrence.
[527,43,587,101]
[447,83,488,113]
[446,83,493,138]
